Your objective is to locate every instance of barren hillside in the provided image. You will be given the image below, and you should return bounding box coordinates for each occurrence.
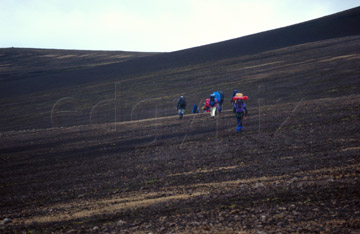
[1,6,360,234]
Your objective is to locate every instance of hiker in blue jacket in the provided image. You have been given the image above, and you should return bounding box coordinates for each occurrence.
[213,91,224,113]
[233,93,248,132]
[177,96,187,119]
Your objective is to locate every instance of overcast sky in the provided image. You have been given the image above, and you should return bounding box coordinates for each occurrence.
[0,0,359,52]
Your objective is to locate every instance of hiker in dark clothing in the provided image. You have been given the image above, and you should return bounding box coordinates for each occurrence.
[192,104,199,114]
[177,96,187,119]
[209,94,218,117]
[213,91,224,113]
[233,92,248,132]
[231,90,239,104]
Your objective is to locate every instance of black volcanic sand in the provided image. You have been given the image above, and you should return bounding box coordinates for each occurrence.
[1,94,359,233]
[0,48,158,82]
[1,35,360,132]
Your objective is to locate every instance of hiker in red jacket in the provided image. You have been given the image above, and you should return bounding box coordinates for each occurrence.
[202,99,211,113]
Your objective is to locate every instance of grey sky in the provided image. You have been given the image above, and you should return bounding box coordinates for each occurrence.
[0,0,359,52]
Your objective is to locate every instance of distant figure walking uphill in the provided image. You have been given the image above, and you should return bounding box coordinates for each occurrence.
[213,91,224,113]
[202,99,211,113]
[233,92,248,132]
[177,96,187,119]
[209,93,218,117]
[192,104,199,114]
[231,90,239,104]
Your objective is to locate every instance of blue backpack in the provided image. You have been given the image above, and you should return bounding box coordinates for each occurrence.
[192,105,199,113]
[213,91,221,103]
[178,98,186,108]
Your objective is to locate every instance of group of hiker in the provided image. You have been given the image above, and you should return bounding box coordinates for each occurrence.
[176,90,248,132]
[201,91,225,117]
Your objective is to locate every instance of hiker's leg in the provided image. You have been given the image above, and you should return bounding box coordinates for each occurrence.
[236,116,241,132]
[237,116,242,127]
[236,113,244,132]
[210,107,216,117]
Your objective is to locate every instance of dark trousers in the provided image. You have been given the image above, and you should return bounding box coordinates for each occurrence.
[237,116,243,127]
[236,112,244,127]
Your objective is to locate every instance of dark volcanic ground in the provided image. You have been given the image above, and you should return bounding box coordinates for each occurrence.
[1,8,360,233]
[1,35,360,132]
[1,94,359,233]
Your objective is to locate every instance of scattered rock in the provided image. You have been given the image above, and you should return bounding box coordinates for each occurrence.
[197,213,204,218]
[168,222,176,227]
[254,182,265,189]
[3,218,12,224]
[257,230,267,234]
[238,184,249,189]
[144,224,152,229]
[230,209,240,215]
[190,221,200,226]
[93,226,99,231]
[297,181,305,188]
[117,219,127,226]
[290,177,298,182]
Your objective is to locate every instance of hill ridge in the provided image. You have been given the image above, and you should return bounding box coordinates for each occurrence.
[1,6,359,99]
